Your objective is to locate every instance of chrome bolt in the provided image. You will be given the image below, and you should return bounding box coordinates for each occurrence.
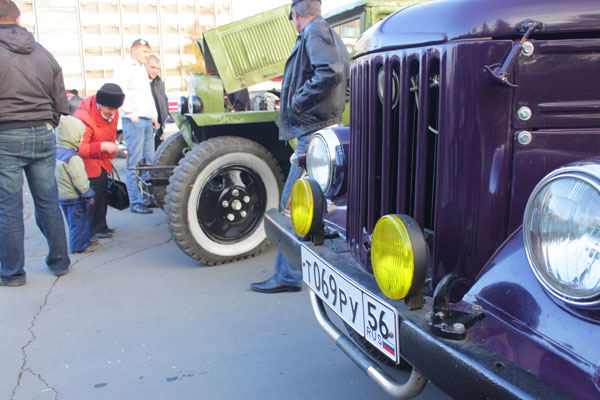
[240,210,247,218]
[472,304,483,313]
[452,323,466,334]
[226,213,235,221]
[517,106,532,121]
[231,189,240,197]
[221,200,230,208]
[243,196,250,203]
[521,41,534,57]
[517,131,533,146]
[231,199,242,211]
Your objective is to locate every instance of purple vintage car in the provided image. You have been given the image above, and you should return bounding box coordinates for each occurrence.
[265,0,600,398]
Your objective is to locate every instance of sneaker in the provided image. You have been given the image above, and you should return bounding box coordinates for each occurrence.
[0,279,26,287]
[131,204,153,214]
[73,247,94,254]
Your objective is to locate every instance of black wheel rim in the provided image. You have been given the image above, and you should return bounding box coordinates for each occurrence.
[196,164,267,243]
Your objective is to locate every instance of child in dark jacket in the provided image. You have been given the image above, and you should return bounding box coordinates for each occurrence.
[55,116,97,254]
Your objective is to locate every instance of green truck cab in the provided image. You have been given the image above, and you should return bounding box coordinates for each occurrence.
[145,1,425,265]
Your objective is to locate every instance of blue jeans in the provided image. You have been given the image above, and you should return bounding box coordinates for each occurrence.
[271,133,312,287]
[60,199,92,253]
[0,125,70,283]
[122,118,155,207]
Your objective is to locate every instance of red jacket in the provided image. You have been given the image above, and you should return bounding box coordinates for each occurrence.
[74,96,118,178]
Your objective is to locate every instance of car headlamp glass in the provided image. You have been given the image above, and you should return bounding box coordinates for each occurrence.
[371,214,428,299]
[524,167,600,306]
[290,178,324,237]
[306,129,342,196]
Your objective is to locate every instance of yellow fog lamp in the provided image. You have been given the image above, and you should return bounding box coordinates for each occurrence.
[290,178,325,237]
[371,215,428,299]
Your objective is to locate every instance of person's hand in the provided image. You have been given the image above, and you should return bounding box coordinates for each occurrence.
[100,141,120,154]
[151,118,158,129]
[132,118,140,124]
[88,197,95,206]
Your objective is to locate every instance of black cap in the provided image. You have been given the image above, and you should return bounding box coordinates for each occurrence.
[289,0,321,20]
[96,83,125,109]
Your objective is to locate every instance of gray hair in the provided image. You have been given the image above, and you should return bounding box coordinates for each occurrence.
[293,0,320,18]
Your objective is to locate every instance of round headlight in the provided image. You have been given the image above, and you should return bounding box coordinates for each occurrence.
[306,129,343,197]
[523,164,600,306]
[290,178,324,237]
[371,214,428,299]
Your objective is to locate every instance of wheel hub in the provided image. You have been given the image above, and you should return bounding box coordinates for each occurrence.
[196,164,267,243]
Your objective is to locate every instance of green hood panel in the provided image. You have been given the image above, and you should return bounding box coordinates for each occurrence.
[201,5,297,94]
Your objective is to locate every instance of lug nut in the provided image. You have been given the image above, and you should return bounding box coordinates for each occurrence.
[240,211,247,218]
[226,213,235,221]
[222,200,230,208]
[231,199,242,211]
[243,196,250,203]
[517,106,532,121]
[232,189,240,197]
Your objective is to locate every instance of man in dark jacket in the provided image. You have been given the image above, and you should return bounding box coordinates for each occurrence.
[0,0,71,286]
[68,89,83,115]
[145,55,169,149]
[250,0,349,293]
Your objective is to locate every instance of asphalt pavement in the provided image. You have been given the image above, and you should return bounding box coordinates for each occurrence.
[0,158,449,400]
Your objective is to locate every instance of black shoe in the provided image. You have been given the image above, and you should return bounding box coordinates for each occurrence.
[94,231,113,239]
[250,277,301,293]
[131,204,153,214]
[106,227,115,233]
[0,278,26,287]
[54,267,70,277]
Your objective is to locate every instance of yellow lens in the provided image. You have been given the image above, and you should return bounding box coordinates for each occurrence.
[291,178,314,236]
[371,215,415,299]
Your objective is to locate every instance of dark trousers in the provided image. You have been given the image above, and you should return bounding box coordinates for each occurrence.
[89,168,109,235]
[61,200,92,252]
[154,126,164,150]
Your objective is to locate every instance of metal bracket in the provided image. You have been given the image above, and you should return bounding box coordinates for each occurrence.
[426,274,484,340]
[483,20,544,88]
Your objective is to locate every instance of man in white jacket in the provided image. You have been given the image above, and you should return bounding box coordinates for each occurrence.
[113,38,158,214]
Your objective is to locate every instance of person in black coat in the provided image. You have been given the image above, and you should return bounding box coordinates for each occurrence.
[145,55,169,149]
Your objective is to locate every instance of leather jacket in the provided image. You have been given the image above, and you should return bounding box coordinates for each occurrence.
[279,16,349,140]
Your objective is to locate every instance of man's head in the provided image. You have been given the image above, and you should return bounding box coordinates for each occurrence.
[289,0,320,33]
[96,83,125,122]
[130,38,151,64]
[0,0,20,24]
[70,89,79,97]
[145,55,161,80]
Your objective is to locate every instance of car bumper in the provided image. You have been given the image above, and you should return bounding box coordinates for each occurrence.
[264,208,572,400]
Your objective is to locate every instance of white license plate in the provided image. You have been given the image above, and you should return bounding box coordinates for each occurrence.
[301,245,399,363]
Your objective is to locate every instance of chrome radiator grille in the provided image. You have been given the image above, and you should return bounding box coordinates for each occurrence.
[347,50,441,267]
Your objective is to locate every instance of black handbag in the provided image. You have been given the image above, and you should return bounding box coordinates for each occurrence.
[106,167,129,210]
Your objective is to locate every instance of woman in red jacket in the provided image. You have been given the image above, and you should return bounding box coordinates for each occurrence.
[74,83,124,239]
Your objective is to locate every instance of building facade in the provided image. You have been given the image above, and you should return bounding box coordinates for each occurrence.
[15,0,232,95]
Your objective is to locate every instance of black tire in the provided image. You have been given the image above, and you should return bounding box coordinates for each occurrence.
[164,136,284,265]
[151,132,188,208]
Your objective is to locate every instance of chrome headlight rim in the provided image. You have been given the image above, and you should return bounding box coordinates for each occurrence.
[523,163,600,308]
[306,129,344,198]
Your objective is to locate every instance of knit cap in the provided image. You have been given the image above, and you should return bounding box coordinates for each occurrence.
[96,83,125,108]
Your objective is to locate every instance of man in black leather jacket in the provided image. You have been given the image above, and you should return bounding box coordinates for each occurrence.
[251,0,349,293]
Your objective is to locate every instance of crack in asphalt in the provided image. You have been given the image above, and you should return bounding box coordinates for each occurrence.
[10,232,169,399]
[11,276,61,400]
